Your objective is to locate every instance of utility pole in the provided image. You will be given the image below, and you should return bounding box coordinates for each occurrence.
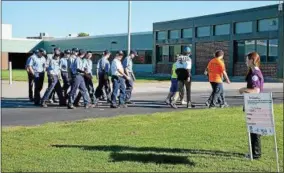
[127,0,131,55]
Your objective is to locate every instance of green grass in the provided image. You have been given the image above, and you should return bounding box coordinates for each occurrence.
[1,70,168,83]
[2,105,283,172]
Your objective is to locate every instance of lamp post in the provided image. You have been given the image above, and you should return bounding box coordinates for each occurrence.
[127,0,131,55]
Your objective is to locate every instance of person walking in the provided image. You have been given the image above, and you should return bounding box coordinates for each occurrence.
[110,51,130,108]
[26,48,47,105]
[60,49,71,100]
[41,50,66,107]
[74,51,98,107]
[68,49,90,109]
[25,50,38,102]
[165,54,179,105]
[171,46,193,109]
[95,50,111,102]
[207,50,231,109]
[239,52,264,160]
[122,50,138,104]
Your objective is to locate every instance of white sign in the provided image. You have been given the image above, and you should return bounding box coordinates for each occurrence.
[244,93,275,136]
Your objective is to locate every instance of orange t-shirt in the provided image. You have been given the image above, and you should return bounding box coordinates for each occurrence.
[207,58,225,83]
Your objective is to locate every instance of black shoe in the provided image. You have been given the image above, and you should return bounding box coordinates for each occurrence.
[59,103,67,107]
[53,100,59,103]
[170,103,178,109]
[125,100,133,104]
[110,105,118,108]
[34,102,40,106]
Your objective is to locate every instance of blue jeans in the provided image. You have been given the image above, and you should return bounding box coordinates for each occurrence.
[209,82,224,107]
[111,76,126,106]
[125,74,134,102]
[74,75,97,104]
[61,72,70,99]
[69,74,90,106]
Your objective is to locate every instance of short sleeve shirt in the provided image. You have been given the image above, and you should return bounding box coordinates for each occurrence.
[207,58,225,83]
[246,68,264,93]
[122,56,133,73]
[111,58,123,76]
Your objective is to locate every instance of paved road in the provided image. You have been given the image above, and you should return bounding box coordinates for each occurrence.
[2,81,283,126]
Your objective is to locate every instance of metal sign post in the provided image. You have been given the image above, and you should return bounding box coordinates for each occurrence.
[9,61,12,85]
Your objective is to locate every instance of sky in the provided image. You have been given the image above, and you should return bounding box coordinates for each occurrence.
[2,1,280,38]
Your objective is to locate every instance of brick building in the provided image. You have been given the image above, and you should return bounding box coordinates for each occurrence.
[153,4,284,78]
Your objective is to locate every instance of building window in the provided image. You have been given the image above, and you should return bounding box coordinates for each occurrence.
[132,50,152,64]
[197,26,210,37]
[145,50,152,64]
[256,40,268,62]
[234,40,255,62]
[156,31,167,40]
[235,21,253,34]
[156,45,169,63]
[268,39,278,62]
[169,30,180,39]
[182,28,193,38]
[258,18,278,32]
[169,45,181,62]
[214,24,230,36]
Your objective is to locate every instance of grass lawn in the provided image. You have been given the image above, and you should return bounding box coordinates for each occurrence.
[2,105,283,172]
[1,70,169,83]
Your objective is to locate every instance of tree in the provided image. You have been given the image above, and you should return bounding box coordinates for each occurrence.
[77,32,90,37]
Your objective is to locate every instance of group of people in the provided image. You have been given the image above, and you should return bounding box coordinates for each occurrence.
[26,47,138,109]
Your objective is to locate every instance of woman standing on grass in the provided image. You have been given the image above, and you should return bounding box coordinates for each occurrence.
[239,52,264,159]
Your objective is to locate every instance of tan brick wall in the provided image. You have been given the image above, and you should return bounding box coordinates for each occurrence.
[1,52,9,70]
[195,41,230,75]
[156,63,172,74]
[234,62,277,77]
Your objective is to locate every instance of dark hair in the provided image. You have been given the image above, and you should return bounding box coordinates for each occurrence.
[215,50,224,57]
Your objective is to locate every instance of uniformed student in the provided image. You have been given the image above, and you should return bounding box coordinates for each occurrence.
[26,48,47,105]
[26,50,38,102]
[110,51,130,108]
[171,47,193,109]
[95,50,111,102]
[68,49,90,109]
[206,50,231,109]
[74,51,98,107]
[60,49,71,99]
[239,52,264,160]
[41,50,66,107]
[122,50,138,104]
[66,48,79,104]
[165,54,179,105]
[47,48,60,104]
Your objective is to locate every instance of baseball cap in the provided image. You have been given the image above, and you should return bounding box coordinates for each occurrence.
[86,51,92,54]
[183,46,191,53]
[64,49,71,54]
[130,50,138,56]
[116,50,124,56]
[103,50,110,55]
[39,48,46,55]
[54,47,60,51]
[79,49,86,55]
[72,48,79,53]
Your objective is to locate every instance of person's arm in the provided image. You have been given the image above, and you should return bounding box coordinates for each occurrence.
[239,87,260,94]
[27,57,34,75]
[124,59,130,77]
[222,71,231,84]
[186,59,192,81]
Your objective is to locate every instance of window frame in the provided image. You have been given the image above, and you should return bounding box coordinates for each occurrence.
[234,21,253,34]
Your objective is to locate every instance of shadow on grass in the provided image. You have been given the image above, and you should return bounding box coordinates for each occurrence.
[109,152,195,165]
[51,145,245,158]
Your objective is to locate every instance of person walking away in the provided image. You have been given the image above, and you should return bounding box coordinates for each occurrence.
[239,52,264,160]
[41,51,66,107]
[207,50,230,109]
[110,51,130,108]
[26,48,47,105]
[122,50,138,104]
[25,50,38,102]
[60,49,71,100]
[74,51,98,107]
[95,50,111,102]
[68,49,90,109]
[171,46,193,109]
[165,54,179,105]
[47,48,60,104]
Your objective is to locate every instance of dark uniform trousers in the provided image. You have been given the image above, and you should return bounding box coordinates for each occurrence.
[27,72,34,100]
[125,72,135,102]
[68,74,90,106]
[95,72,111,101]
[74,74,97,105]
[34,72,45,105]
[250,133,261,158]
[61,71,70,99]
[111,76,126,106]
[42,75,65,104]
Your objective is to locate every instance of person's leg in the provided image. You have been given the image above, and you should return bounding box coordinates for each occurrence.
[68,75,80,108]
[33,75,41,105]
[103,77,111,102]
[85,77,97,105]
[125,77,134,103]
[78,76,90,107]
[61,72,70,99]
[170,80,183,108]
[95,73,104,99]
[210,82,222,108]
[111,77,119,107]
[250,133,261,159]
[206,82,214,107]
[54,77,65,105]
[119,77,126,107]
[41,75,57,107]
[28,73,34,101]
[185,80,192,108]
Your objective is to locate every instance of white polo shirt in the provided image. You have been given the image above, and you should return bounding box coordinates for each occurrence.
[111,58,123,76]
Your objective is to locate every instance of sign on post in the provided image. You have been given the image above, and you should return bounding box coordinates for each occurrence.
[244,93,279,172]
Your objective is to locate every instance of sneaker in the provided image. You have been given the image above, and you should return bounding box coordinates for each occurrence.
[181,100,187,105]
[170,102,178,109]
[120,104,128,108]
[47,99,54,104]
[68,104,75,109]
[220,104,229,108]
[186,104,192,109]
[74,103,81,107]
[165,99,170,105]
[92,103,98,108]
[110,105,119,108]
[205,101,210,107]
[41,101,48,108]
